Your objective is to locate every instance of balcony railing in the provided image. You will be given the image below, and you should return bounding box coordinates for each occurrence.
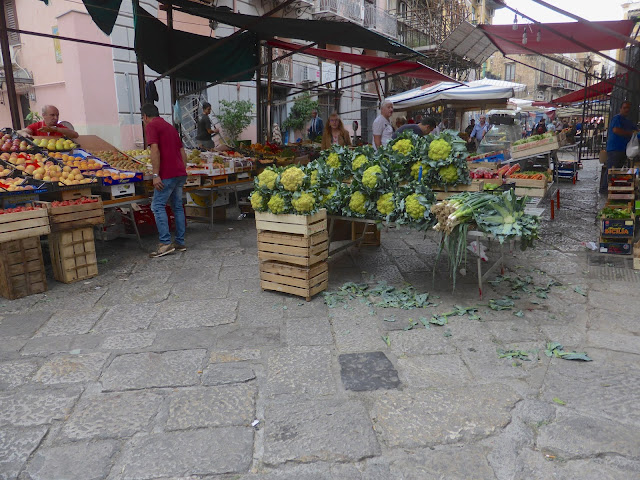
[363,3,397,39]
[261,48,293,83]
[314,0,364,25]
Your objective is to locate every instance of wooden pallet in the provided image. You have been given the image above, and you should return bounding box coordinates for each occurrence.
[49,227,98,283]
[260,261,328,301]
[0,236,47,299]
[37,196,105,232]
[255,209,327,237]
[258,230,328,266]
[0,205,50,243]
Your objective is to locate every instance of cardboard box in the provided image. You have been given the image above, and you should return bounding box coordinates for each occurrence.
[599,237,633,255]
[601,216,635,238]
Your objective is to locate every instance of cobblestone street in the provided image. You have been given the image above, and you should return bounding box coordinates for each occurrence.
[1,158,639,479]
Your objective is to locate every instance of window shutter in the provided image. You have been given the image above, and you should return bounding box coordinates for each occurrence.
[4,0,19,45]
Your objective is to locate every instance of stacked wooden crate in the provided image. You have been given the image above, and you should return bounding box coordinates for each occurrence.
[0,205,50,299]
[37,197,104,283]
[256,209,328,301]
[607,169,636,202]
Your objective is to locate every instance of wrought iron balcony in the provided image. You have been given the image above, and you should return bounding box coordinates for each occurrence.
[261,48,293,83]
[313,0,364,26]
[363,3,398,39]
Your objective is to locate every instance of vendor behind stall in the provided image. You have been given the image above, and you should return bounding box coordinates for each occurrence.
[18,105,79,139]
[195,102,218,149]
[600,101,637,193]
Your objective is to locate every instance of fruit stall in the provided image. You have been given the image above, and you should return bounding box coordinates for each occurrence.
[250,130,544,300]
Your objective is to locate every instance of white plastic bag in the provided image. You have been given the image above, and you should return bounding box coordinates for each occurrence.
[467,241,489,262]
[172,100,181,125]
[626,134,639,158]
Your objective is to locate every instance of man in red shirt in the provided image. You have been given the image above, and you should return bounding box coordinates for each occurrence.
[18,105,79,138]
[141,103,188,258]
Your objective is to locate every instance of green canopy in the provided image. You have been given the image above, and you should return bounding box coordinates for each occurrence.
[133,5,258,83]
[83,0,124,35]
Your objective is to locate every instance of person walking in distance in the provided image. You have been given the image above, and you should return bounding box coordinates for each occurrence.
[141,103,188,257]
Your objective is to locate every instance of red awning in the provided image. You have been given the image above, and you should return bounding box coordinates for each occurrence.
[552,74,626,104]
[266,39,458,84]
[479,20,635,55]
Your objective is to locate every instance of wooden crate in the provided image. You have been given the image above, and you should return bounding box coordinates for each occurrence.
[260,260,328,301]
[255,209,327,237]
[433,182,483,201]
[56,188,93,201]
[49,227,98,283]
[509,177,547,188]
[37,196,104,232]
[0,236,47,299]
[0,206,50,243]
[258,230,328,266]
[515,186,547,198]
[101,183,136,200]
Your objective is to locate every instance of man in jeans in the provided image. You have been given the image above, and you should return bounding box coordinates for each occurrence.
[141,103,188,257]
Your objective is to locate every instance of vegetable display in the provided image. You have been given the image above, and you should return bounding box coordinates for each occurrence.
[598,207,633,219]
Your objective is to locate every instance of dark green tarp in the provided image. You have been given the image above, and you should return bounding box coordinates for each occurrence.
[170,0,415,55]
[82,0,124,35]
[133,5,258,82]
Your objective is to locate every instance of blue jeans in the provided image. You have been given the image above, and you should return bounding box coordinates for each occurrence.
[151,176,187,245]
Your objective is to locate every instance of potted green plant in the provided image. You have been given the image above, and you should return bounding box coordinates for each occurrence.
[283,93,318,142]
[216,100,253,147]
[25,109,42,123]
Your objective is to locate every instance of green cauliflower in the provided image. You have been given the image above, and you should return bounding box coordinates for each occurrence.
[267,194,286,214]
[428,138,452,161]
[377,193,395,216]
[392,138,414,155]
[349,191,367,215]
[292,192,315,214]
[309,169,318,185]
[438,164,459,184]
[410,161,430,180]
[321,186,337,204]
[405,194,426,220]
[352,154,368,170]
[280,166,305,192]
[250,191,267,212]
[326,152,340,169]
[257,169,278,190]
[362,165,382,189]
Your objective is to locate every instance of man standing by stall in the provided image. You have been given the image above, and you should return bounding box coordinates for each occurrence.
[141,103,188,258]
[600,101,637,193]
[195,102,218,149]
[372,99,394,150]
[392,117,436,139]
[470,115,489,149]
[308,109,324,140]
[18,105,79,139]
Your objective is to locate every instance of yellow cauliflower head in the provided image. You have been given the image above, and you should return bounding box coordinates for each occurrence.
[405,194,426,220]
[321,186,337,204]
[309,169,318,185]
[377,193,395,216]
[352,154,368,170]
[257,169,278,190]
[349,191,367,214]
[362,165,382,189]
[326,152,340,169]
[410,161,430,180]
[291,192,315,214]
[428,138,452,161]
[280,166,305,192]
[250,191,267,211]
[267,194,286,214]
[392,139,414,155]
[438,164,459,184]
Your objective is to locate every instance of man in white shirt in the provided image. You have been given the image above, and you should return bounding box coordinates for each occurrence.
[470,115,489,149]
[372,99,394,149]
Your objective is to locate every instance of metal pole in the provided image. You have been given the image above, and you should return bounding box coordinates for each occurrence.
[334,61,340,113]
[266,45,273,142]
[580,67,589,163]
[0,7,21,129]
[256,42,263,144]
[166,3,178,127]
[136,55,147,146]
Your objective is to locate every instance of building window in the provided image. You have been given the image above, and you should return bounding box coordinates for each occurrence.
[4,0,20,45]
[505,63,515,82]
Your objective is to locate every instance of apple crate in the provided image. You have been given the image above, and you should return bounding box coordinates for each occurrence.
[49,227,98,283]
[260,260,328,301]
[255,209,327,237]
[257,230,328,267]
[0,204,50,243]
[36,196,104,232]
[0,236,47,299]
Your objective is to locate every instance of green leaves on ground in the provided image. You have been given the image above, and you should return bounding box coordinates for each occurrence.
[497,349,532,361]
[513,310,524,317]
[489,297,515,310]
[544,342,592,361]
[552,397,566,406]
[381,335,391,347]
[574,286,587,296]
[323,281,435,310]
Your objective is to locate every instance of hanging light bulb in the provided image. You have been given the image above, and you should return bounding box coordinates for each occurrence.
[522,30,528,45]
[513,14,518,30]
[537,29,541,42]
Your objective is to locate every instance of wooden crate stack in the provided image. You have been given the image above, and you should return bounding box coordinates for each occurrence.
[0,205,50,299]
[256,209,328,301]
[607,169,636,202]
[37,196,105,233]
[49,227,98,283]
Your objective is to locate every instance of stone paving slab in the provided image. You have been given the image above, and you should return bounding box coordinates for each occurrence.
[285,317,333,346]
[263,398,380,465]
[370,384,521,448]
[23,439,119,480]
[101,349,206,391]
[216,326,281,350]
[338,351,401,391]
[34,308,106,337]
[396,354,472,388]
[209,349,261,363]
[169,279,230,302]
[165,384,256,430]
[19,334,103,357]
[118,428,253,479]
[33,352,109,385]
[266,346,335,397]
[389,445,495,480]
[202,363,256,386]
[0,359,39,389]
[0,425,48,480]
[0,387,81,427]
[100,332,156,351]
[92,303,159,333]
[59,390,164,440]
[0,311,51,338]
[151,299,237,330]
